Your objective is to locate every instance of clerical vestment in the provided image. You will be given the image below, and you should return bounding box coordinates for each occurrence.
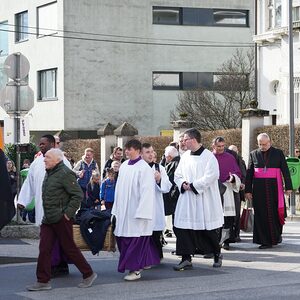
[174,149,224,230]
[245,147,292,246]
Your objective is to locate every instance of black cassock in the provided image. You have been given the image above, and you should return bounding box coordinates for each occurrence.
[245,147,292,246]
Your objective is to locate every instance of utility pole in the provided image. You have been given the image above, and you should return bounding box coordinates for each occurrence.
[288,1,296,215]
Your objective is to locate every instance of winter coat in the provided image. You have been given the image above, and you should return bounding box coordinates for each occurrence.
[42,161,83,224]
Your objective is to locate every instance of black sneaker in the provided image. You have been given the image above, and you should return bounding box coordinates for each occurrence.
[173,260,193,271]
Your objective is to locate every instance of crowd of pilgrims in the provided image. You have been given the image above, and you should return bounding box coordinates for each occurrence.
[8,129,291,286]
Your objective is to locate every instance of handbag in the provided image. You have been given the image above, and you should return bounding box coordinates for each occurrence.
[240,200,254,232]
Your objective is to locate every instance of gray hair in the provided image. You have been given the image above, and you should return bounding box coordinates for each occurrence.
[164,146,179,158]
[257,133,270,141]
[228,144,238,153]
[46,148,64,162]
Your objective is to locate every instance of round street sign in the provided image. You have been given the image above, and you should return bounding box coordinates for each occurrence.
[0,85,34,115]
[4,53,30,80]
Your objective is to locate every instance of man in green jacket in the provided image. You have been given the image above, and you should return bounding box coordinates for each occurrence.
[27,148,97,291]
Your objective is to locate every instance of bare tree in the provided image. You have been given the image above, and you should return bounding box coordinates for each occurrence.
[171,48,255,130]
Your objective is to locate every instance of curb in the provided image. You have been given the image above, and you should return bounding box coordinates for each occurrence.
[0,225,39,239]
[287,215,300,221]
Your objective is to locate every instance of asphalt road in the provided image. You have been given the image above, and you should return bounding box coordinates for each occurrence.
[0,221,300,300]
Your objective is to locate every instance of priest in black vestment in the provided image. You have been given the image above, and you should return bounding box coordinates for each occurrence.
[245,133,292,249]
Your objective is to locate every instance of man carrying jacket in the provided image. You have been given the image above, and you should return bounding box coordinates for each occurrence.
[27,148,97,291]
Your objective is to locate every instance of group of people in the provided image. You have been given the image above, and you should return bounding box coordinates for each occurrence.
[111,129,292,278]
[0,127,292,291]
[72,147,125,210]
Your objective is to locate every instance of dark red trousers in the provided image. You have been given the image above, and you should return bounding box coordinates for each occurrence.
[37,216,93,283]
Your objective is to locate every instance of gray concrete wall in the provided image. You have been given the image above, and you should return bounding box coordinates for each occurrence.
[63,0,254,135]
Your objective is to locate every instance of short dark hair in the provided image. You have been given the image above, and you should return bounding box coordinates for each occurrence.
[41,134,55,145]
[184,128,201,143]
[212,136,225,145]
[125,139,142,151]
[141,142,152,149]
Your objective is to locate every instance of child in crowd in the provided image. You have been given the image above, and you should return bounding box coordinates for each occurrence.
[85,171,101,209]
[111,160,121,181]
[100,168,116,210]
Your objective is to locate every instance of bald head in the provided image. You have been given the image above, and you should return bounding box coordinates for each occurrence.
[44,148,64,170]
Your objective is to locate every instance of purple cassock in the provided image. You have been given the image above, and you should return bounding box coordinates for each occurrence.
[214,152,241,182]
[115,156,160,273]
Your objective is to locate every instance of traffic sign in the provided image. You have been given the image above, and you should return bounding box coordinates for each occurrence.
[4,53,30,80]
[0,85,34,115]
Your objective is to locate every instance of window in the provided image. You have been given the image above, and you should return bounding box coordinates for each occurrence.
[37,2,58,37]
[153,72,181,90]
[213,73,249,91]
[268,0,281,29]
[294,77,300,120]
[213,10,248,26]
[153,7,181,25]
[153,72,249,91]
[15,11,28,42]
[153,6,249,27]
[0,21,8,56]
[38,68,57,100]
[182,72,213,89]
[293,6,300,22]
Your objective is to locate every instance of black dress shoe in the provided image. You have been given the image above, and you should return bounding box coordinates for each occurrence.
[258,244,272,249]
[223,242,230,250]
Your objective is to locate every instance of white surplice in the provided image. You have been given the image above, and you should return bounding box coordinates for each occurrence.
[174,149,224,230]
[223,174,241,216]
[18,154,71,226]
[151,164,172,231]
[112,159,156,237]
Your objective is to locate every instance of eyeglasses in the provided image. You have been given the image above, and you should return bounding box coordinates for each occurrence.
[296,150,300,153]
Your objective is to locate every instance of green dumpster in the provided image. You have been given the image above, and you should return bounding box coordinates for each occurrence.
[286,157,300,190]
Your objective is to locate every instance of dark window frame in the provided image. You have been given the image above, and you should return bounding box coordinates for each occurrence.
[15,10,28,42]
[153,6,249,28]
[153,71,250,91]
[36,1,58,38]
[212,9,249,27]
[37,68,58,101]
[153,6,182,25]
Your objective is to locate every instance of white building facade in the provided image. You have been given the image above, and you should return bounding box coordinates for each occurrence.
[254,0,300,125]
[0,0,254,139]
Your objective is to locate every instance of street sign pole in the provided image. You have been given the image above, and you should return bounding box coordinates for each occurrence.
[0,52,33,224]
[15,53,21,223]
